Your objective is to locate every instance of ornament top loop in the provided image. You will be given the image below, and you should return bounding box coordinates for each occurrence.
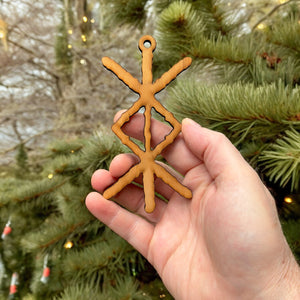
[138,35,156,53]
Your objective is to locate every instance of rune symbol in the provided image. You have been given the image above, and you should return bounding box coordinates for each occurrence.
[102,35,192,213]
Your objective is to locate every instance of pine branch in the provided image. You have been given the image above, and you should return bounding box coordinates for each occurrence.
[167,80,300,191]
[0,129,53,156]
[102,0,148,29]
[252,0,300,31]
[20,216,94,252]
[259,128,300,191]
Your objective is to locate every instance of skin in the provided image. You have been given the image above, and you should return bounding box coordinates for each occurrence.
[86,113,300,300]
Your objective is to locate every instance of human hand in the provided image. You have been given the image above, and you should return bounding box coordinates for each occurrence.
[86,113,300,299]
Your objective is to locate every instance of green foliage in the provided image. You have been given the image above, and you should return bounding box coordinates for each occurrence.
[46,140,84,158]
[156,1,206,58]
[15,143,28,174]
[55,11,73,77]
[259,128,300,191]
[78,130,128,180]
[102,0,148,29]
[267,17,300,53]
[0,128,168,298]
[55,277,152,300]
[282,219,300,263]
[1,0,300,298]
[167,80,300,190]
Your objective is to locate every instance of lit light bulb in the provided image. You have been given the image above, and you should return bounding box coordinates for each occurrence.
[48,173,53,179]
[64,241,73,249]
[82,16,88,23]
[257,23,266,30]
[68,44,72,49]
[284,196,293,204]
[81,34,87,42]
[68,29,73,35]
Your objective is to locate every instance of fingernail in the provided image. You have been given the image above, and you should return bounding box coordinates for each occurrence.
[182,118,201,128]
[114,109,127,122]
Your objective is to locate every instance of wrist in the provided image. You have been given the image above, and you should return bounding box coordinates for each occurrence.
[260,252,300,299]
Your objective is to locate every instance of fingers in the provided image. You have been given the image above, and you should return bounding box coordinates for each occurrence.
[115,110,251,182]
[86,192,153,258]
[109,153,183,198]
[114,111,200,175]
[91,154,181,222]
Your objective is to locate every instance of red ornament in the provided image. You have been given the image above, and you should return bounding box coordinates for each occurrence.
[40,255,51,284]
[2,219,12,239]
[3,226,12,235]
[9,272,18,295]
[9,284,17,295]
[42,266,51,278]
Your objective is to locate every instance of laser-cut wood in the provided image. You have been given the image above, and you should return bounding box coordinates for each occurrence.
[102,35,192,213]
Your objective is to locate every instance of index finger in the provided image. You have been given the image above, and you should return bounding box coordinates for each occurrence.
[114,111,200,175]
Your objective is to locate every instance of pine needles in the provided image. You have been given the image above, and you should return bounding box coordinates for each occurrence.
[167,80,300,190]
[259,128,300,191]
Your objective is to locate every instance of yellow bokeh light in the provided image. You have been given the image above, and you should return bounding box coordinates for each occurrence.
[48,173,53,179]
[257,23,266,30]
[68,44,72,49]
[82,16,88,23]
[91,18,95,23]
[284,197,293,204]
[68,29,73,35]
[64,241,74,249]
[81,34,87,42]
[278,0,288,3]
[80,59,86,65]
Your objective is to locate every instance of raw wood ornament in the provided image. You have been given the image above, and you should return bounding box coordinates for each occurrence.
[102,35,192,213]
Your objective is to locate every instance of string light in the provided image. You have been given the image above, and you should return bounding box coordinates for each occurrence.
[91,18,95,23]
[257,23,266,30]
[64,240,74,249]
[0,19,8,51]
[48,173,53,179]
[82,16,88,23]
[81,34,87,42]
[284,196,293,204]
[80,59,86,65]
[68,44,72,49]
[68,29,73,35]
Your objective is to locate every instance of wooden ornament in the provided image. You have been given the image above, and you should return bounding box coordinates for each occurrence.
[102,35,192,213]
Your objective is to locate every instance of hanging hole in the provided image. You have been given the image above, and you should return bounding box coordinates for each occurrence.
[143,40,151,48]
[139,35,156,52]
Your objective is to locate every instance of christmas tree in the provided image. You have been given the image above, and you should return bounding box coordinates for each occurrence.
[0,0,299,298]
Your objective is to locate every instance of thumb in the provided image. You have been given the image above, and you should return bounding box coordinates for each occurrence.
[181,118,250,180]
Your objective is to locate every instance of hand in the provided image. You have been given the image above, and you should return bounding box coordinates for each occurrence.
[86,113,300,299]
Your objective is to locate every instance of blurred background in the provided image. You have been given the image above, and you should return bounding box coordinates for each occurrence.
[0,0,299,299]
